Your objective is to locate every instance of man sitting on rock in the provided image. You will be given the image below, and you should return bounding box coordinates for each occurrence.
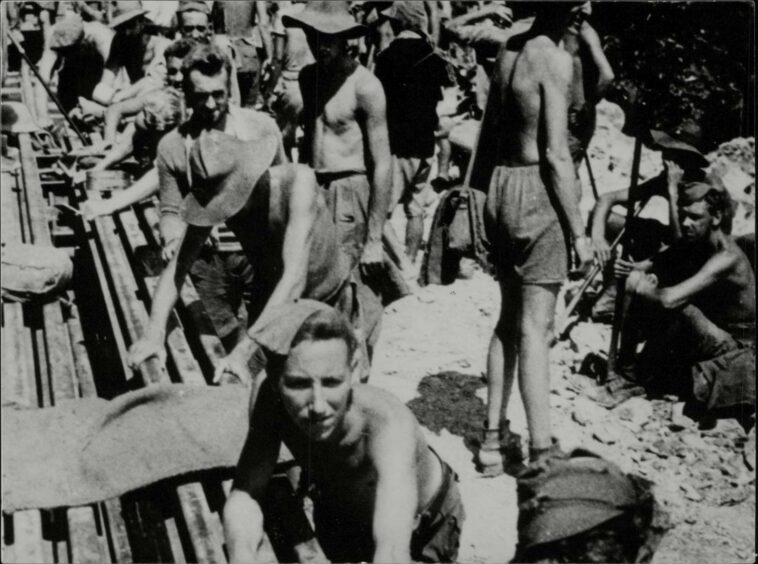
[513,449,668,563]
[595,178,756,415]
[223,302,465,563]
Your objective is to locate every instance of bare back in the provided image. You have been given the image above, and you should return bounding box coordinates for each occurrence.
[490,32,573,166]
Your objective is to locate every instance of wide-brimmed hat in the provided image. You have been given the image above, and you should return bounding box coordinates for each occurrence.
[109,1,148,29]
[517,449,642,550]
[381,1,429,36]
[49,14,85,49]
[649,120,708,168]
[282,1,367,38]
[180,129,277,227]
[176,1,211,15]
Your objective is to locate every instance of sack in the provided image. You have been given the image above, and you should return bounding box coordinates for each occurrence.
[1,243,73,303]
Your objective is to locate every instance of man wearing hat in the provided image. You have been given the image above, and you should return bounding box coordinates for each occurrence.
[98,1,171,105]
[126,124,376,385]
[33,11,115,127]
[590,121,712,273]
[283,1,393,280]
[375,1,454,264]
[223,302,465,563]
[595,176,755,413]
[514,449,668,562]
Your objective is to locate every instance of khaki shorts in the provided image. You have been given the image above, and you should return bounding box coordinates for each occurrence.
[484,164,570,284]
[392,156,433,219]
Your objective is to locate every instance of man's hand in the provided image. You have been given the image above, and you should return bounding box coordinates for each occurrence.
[127,329,166,369]
[664,159,684,192]
[359,240,384,278]
[162,237,182,263]
[592,236,612,269]
[213,348,254,386]
[613,256,637,280]
[573,236,594,272]
[485,3,513,25]
[80,199,113,221]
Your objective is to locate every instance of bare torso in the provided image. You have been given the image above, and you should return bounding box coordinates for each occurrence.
[280,385,442,518]
[300,63,371,174]
[491,33,569,166]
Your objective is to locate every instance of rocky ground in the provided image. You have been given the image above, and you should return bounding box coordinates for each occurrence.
[372,102,755,562]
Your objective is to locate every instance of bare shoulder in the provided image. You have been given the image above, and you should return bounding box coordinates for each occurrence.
[526,36,572,83]
[354,385,418,436]
[354,65,386,105]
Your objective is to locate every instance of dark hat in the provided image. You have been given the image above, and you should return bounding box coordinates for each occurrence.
[517,450,641,550]
[180,129,277,227]
[177,1,211,15]
[678,176,727,205]
[109,1,148,29]
[381,1,429,35]
[49,14,85,49]
[649,120,709,168]
[282,1,367,38]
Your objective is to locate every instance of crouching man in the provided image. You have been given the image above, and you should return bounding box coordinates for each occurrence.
[597,179,756,413]
[223,303,465,563]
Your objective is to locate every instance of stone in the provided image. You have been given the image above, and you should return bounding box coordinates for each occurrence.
[681,433,709,451]
[701,418,747,440]
[593,420,625,445]
[743,426,755,471]
[572,396,607,427]
[613,397,654,430]
[679,483,703,502]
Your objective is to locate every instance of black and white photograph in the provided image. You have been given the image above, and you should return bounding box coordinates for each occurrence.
[0,1,755,562]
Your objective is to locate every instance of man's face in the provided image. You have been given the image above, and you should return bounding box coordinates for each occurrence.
[180,11,211,42]
[305,30,343,67]
[166,56,184,89]
[679,199,716,242]
[186,69,229,127]
[279,339,353,442]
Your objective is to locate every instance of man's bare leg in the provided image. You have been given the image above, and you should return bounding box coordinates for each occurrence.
[520,283,560,453]
[405,214,424,264]
[478,274,519,474]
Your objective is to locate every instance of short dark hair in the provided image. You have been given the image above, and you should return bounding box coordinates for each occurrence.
[704,188,735,234]
[165,37,197,62]
[290,309,359,361]
[181,43,232,92]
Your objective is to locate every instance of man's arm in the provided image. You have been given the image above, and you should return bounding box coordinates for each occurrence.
[214,165,316,383]
[255,1,272,62]
[370,409,419,563]
[631,249,738,310]
[224,379,282,564]
[127,225,210,367]
[356,73,392,273]
[542,47,592,268]
[579,22,614,101]
[81,167,159,220]
[34,46,59,126]
[157,148,190,260]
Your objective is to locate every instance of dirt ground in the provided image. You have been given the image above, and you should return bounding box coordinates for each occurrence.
[372,101,755,563]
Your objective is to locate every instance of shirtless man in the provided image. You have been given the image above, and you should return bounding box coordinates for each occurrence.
[283,1,391,277]
[595,179,755,412]
[476,2,594,474]
[223,303,464,563]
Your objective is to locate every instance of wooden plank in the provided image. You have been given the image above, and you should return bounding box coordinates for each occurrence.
[67,508,104,563]
[12,512,46,564]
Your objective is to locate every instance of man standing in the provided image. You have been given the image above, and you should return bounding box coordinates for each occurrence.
[283,1,391,278]
[223,303,464,563]
[477,2,594,474]
[375,1,454,264]
[595,180,755,413]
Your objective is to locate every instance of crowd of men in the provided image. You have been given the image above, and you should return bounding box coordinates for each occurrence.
[3,1,754,562]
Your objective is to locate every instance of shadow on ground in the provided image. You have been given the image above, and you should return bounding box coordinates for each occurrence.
[407,371,486,456]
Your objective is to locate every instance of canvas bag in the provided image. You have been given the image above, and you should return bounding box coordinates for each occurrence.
[1,242,73,303]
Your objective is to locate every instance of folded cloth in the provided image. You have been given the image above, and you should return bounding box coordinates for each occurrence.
[2,384,252,512]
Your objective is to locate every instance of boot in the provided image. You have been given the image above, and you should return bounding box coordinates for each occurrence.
[528,437,566,470]
[591,375,646,409]
[476,427,504,477]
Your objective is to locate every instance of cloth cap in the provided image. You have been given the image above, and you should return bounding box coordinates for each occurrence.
[678,179,726,205]
[177,1,210,15]
[249,300,335,356]
[1,102,40,134]
[517,450,640,550]
[649,120,709,168]
[381,1,429,35]
[180,129,277,227]
[282,1,367,38]
[49,14,85,49]
[109,1,148,29]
